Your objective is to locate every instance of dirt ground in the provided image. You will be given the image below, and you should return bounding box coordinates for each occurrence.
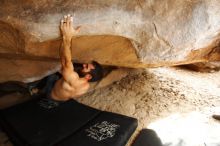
[78,67,220,146]
[1,67,220,146]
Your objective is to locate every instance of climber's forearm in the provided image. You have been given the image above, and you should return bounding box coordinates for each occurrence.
[60,37,73,69]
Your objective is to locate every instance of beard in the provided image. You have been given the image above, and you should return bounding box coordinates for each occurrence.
[73,63,85,77]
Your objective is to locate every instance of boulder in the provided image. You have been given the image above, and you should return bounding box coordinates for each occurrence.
[0,0,220,82]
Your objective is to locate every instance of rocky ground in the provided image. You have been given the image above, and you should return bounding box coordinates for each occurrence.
[1,67,220,146]
[78,67,220,146]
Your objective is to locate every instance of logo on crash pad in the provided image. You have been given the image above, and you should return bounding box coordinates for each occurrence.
[86,121,120,141]
[38,98,59,109]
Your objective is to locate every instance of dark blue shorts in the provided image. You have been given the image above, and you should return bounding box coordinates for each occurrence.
[27,73,61,98]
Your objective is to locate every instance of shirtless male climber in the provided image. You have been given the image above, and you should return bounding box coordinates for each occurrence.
[50,14,103,101]
[0,14,103,105]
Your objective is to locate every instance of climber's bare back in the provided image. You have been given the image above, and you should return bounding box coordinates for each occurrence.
[51,72,89,101]
[50,15,90,101]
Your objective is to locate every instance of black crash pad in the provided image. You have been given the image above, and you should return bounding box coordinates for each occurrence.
[0,98,137,146]
[132,129,163,146]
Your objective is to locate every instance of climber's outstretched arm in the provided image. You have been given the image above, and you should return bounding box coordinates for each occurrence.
[59,14,80,84]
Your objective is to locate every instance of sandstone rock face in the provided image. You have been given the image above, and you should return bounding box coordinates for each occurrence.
[0,0,220,82]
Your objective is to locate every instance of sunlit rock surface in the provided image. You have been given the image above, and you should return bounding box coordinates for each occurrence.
[0,0,220,82]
